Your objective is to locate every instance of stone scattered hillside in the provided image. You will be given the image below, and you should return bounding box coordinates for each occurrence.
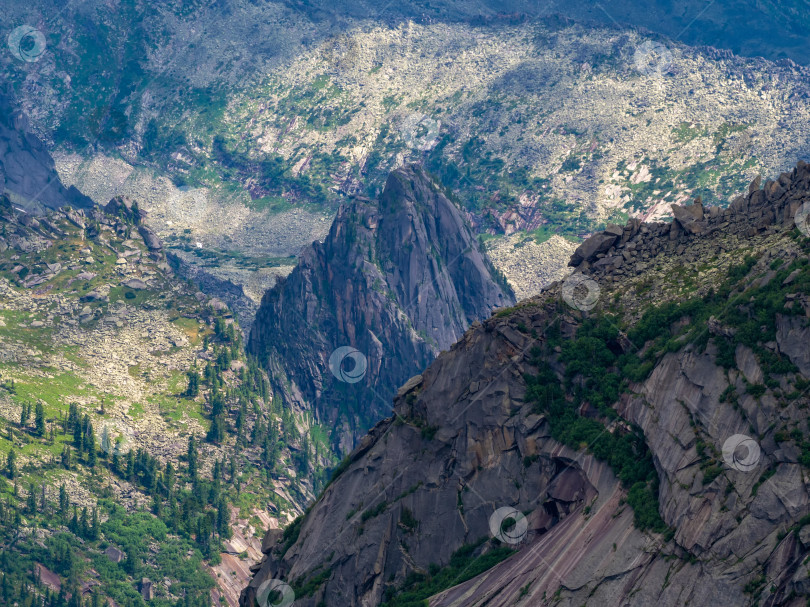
[485,234,577,300]
[249,165,514,451]
[0,194,332,605]
[7,5,810,304]
[242,161,810,606]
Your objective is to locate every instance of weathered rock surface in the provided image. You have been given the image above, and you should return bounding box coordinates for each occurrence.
[0,95,93,214]
[243,162,810,606]
[248,165,514,449]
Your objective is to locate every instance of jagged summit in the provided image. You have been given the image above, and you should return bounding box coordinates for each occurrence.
[569,162,809,276]
[243,161,810,607]
[248,164,514,450]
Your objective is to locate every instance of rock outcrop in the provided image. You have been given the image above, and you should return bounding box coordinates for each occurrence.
[243,162,810,606]
[248,165,514,449]
[0,95,93,214]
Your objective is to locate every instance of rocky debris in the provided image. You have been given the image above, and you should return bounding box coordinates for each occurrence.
[35,565,61,593]
[209,506,273,607]
[137,225,163,251]
[485,234,577,300]
[105,546,125,563]
[243,162,810,607]
[138,578,153,600]
[570,162,810,288]
[248,165,515,448]
[167,251,264,334]
[82,288,110,303]
[104,195,146,224]
[122,278,149,290]
[569,230,620,265]
[47,16,810,321]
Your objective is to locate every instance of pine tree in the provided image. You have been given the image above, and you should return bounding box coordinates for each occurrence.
[59,484,69,518]
[27,483,37,514]
[67,403,78,432]
[34,402,45,437]
[69,505,78,534]
[79,507,89,538]
[207,415,226,444]
[72,417,83,454]
[61,445,71,469]
[165,462,175,497]
[86,422,97,468]
[126,450,135,482]
[5,449,16,480]
[216,499,231,539]
[187,436,198,479]
[100,426,111,457]
[82,416,93,453]
[185,370,200,398]
[90,508,99,540]
[20,402,29,427]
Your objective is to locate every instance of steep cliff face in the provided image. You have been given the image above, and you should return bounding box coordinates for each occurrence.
[243,161,810,606]
[0,96,93,214]
[248,165,514,449]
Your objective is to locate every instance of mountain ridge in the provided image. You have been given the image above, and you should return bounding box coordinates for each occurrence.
[248,164,514,450]
[242,160,810,606]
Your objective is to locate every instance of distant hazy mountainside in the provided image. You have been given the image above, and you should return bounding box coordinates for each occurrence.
[5,1,810,241]
[243,161,810,606]
[278,0,810,64]
[248,165,514,450]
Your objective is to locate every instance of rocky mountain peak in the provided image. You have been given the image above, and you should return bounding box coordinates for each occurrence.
[0,95,94,214]
[243,160,810,607]
[248,164,514,449]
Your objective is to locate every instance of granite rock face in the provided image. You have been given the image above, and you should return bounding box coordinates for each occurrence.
[0,96,93,214]
[243,162,810,607]
[248,165,514,449]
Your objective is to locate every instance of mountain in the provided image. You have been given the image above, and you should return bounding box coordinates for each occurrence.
[242,160,810,606]
[0,95,93,214]
[276,0,810,64]
[0,194,329,605]
[8,2,810,307]
[248,164,514,450]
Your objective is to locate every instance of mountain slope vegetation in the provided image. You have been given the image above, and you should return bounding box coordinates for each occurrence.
[243,163,810,606]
